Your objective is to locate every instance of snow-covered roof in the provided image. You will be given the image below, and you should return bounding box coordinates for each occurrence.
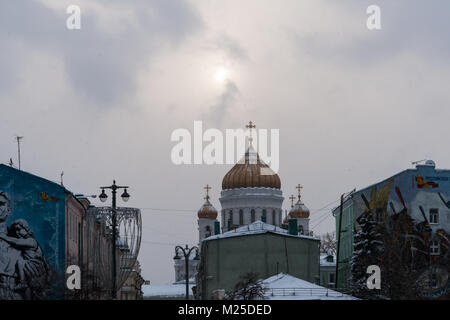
[204,221,318,241]
[262,273,356,300]
[320,255,336,267]
[142,283,195,298]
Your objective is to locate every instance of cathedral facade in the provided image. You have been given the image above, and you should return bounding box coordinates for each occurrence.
[173,122,312,284]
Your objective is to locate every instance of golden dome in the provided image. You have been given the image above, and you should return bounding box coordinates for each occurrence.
[198,200,218,219]
[222,146,281,190]
[286,185,310,220]
[198,184,217,219]
[288,201,310,219]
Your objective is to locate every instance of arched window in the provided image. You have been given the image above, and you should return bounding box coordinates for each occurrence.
[229,210,233,225]
[205,226,211,238]
[239,210,244,225]
[262,209,267,222]
[272,210,276,226]
[298,225,304,234]
[251,209,255,222]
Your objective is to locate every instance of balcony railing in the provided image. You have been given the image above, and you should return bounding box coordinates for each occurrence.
[265,287,350,298]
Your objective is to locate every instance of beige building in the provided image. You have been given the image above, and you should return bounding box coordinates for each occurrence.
[120,260,146,300]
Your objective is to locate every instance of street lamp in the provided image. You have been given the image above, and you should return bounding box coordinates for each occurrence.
[174,244,200,300]
[99,180,130,299]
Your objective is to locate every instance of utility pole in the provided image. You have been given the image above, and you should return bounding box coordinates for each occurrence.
[15,136,23,170]
[335,188,356,290]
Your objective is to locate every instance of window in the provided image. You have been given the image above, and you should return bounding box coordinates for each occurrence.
[429,208,439,224]
[239,210,243,225]
[298,225,304,234]
[205,226,211,238]
[229,210,233,224]
[251,209,255,222]
[329,273,335,286]
[272,210,276,226]
[262,209,267,222]
[430,240,440,255]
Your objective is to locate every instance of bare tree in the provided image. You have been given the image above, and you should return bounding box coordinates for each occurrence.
[320,231,336,255]
[225,272,266,300]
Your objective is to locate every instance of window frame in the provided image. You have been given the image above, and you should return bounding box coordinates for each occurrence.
[429,208,439,224]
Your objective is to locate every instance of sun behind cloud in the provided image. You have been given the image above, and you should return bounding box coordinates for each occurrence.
[213,66,228,83]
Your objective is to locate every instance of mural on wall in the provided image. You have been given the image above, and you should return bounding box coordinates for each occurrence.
[415,175,439,189]
[0,191,51,299]
[350,169,450,299]
[0,165,66,300]
[352,166,450,299]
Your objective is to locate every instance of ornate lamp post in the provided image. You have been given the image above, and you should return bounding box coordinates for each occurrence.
[174,244,200,300]
[99,180,130,299]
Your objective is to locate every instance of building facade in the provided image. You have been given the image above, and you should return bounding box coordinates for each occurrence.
[0,164,141,300]
[195,221,320,299]
[334,160,450,298]
[319,255,336,288]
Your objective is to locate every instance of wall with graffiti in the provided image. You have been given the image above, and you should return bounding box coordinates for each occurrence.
[352,161,450,298]
[0,164,66,299]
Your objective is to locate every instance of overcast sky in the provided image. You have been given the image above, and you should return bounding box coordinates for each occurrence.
[1,0,450,285]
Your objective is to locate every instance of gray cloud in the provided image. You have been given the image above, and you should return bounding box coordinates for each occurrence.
[290,0,450,65]
[214,34,248,61]
[206,80,240,127]
[0,0,203,107]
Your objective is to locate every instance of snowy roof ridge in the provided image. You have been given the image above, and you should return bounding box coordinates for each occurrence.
[204,220,318,241]
[262,273,357,300]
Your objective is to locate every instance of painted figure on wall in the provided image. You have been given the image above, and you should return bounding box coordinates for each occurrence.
[0,192,50,299]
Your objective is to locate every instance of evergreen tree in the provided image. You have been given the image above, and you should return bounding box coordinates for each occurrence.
[349,211,383,299]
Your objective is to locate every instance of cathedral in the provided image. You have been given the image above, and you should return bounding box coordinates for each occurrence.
[173,122,312,283]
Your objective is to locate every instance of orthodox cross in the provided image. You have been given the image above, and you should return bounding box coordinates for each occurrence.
[246,121,256,145]
[296,184,303,200]
[289,194,296,208]
[204,184,211,201]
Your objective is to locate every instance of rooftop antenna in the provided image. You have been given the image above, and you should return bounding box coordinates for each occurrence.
[9,158,13,167]
[411,159,426,167]
[60,171,64,186]
[15,136,23,170]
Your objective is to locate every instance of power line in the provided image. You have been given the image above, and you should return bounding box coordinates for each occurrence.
[141,208,193,212]
[309,199,340,223]
[140,240,180,246]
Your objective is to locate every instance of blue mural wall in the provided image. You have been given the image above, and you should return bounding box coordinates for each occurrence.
[0,164,66,299]
[351,162,450,299]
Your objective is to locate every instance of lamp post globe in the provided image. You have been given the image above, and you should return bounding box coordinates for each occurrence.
[121,189,130,202]
[99,189,108,202]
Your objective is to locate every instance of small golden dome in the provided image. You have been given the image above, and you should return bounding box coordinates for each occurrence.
[286,185,309,219]
[222,146,281,190]
[198,200,218,219]
[288,201,310,219]
[198,184,217,219]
